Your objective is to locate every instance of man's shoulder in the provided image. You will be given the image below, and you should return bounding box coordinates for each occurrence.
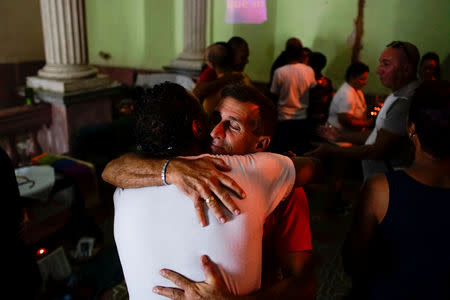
[394,80,420,99]
[211,152,291,165]
[334,83,352,98]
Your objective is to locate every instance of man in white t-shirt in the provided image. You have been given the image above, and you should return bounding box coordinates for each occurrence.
[110,83,318,299]
[307,41,420,181]
[270,43,316,155]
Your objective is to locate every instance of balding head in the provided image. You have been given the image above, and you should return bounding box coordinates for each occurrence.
[376,41,420,91]
[206,42,232,71]
[387,41,420,76]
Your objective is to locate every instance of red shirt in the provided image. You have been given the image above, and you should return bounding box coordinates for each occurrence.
[198,67,217,83]
[262,187,312,284]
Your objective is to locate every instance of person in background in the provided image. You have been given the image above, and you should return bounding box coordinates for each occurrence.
[302,47,312,65]
[308,51,334,131]
[307,41,420,181]
[419,51,440,81]
[327,62,371,133]
[200,43,252,116]
[343,80,450,299]
[270,41,316,155]
[269,37,303,87]
[227,36,250,73]
[194,37,250,101]
[322,61,371,215]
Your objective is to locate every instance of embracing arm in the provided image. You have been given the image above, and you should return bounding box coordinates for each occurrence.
[102,152,166,188]
[102,153,245,226]
[342,174,389,275]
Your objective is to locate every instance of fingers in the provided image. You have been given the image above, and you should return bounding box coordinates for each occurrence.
[186,180,227,224]
[153,286,184,299]
[205,195,227,224]
[193,196,207,227]
[159,269,192,291]
[212,188,241,217]
[153,269,193,300]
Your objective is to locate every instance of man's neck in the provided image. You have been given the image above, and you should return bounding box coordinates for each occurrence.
[391,77,416,93]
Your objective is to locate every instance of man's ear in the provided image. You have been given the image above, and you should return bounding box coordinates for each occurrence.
[192,119,204,140]
[255,136,271,152]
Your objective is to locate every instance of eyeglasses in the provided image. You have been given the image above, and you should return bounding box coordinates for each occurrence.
[387,41,411,61]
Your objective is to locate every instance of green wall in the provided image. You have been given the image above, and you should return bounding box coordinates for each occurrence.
[86,0,183,70]
[86,0,450,94]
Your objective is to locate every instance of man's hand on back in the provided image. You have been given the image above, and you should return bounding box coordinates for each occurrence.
[167,157,245,227]
[153,255,237,300]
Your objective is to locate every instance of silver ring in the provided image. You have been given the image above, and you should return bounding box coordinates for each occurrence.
[205,196,215,204]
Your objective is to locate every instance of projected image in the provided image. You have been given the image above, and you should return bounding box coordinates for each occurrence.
[226,0,267,24]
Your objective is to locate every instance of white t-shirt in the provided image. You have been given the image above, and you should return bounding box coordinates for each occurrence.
[270,63,316,121]
[113,152,295,300]
[327,82,367,131]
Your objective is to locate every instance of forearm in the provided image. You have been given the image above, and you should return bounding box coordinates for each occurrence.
[101,152,167,188]
[340,116,369,130]
[338,129,371,145]
[327,143,383,160]
[193,78,229,100]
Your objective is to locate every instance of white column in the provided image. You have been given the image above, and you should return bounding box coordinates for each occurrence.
[38,0,97,80]
[28,0,112,93]
[169,0,207,71]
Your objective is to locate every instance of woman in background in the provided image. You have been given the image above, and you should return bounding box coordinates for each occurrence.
[327,62,371,133]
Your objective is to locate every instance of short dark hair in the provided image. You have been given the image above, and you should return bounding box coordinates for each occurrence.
[227,36,248,51]
[220,84,277,137]
[345,61,369,81]
[207,43,232,69]
[285,37,302,50]
[309,52,327,74]
[134,82,206,157]
[285,40,303,61]
[408,80,450,159]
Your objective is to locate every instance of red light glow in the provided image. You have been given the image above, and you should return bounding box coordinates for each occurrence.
[37,248,47,255]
